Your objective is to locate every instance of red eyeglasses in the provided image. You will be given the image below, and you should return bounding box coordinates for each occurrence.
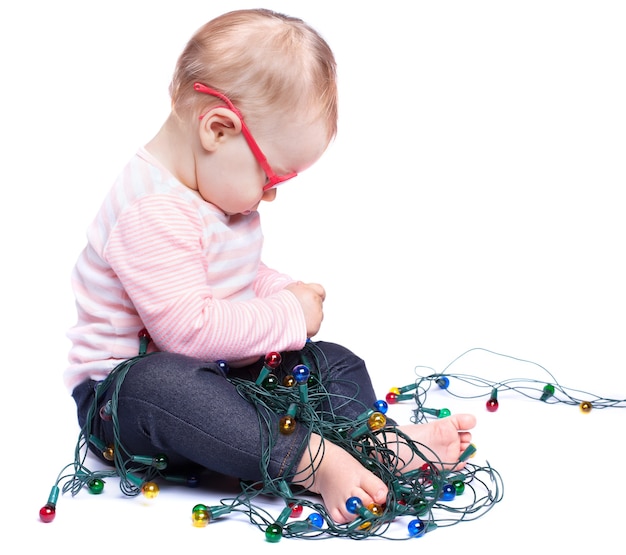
[194,82,297,191]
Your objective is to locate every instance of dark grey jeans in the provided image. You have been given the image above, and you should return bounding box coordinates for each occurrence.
[72,341,382,485]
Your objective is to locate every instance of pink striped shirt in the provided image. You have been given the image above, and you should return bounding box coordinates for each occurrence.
[64,148,306,391]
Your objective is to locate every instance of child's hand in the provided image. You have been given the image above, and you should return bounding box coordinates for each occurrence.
[285,281,325,338]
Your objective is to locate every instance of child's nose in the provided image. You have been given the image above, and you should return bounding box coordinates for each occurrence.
[262,188,277,203]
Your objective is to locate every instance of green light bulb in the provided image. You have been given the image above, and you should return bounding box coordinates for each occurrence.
[265,523,283,542]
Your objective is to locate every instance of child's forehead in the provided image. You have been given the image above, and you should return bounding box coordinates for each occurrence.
[266,117,330,172]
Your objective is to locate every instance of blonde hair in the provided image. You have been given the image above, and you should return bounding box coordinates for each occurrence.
[169,9,338,139]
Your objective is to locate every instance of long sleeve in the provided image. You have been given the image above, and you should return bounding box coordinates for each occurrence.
[105,194,307,361]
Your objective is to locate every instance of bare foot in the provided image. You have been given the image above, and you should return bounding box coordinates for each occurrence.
[391,413,477,473]
[293,433,388,524]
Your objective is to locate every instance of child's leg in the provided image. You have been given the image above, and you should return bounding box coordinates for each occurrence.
[78,352,311,483]
[73,347,476,525]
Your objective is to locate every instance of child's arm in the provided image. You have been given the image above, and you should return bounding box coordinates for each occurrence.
[254,265,325,338]
[253,262,298,296]
[104,196,308,362]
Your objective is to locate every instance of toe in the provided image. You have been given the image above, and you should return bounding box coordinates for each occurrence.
[452,413,477,431]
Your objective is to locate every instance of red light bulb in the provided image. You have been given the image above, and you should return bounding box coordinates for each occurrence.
[486,398,499,412]
[265,352,282,369]
[386,392,398,404]
[39,503,56,523]
[39,486,59,523]
[289,502,303,518]
[486,388,499,412]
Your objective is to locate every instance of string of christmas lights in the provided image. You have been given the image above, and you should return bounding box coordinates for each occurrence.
[384,348,626,423]
[44,342,626,540]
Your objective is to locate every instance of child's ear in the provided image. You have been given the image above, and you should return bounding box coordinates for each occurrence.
[198,108,242,152]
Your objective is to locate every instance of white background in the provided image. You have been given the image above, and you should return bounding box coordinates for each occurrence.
[2,1,625,552]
